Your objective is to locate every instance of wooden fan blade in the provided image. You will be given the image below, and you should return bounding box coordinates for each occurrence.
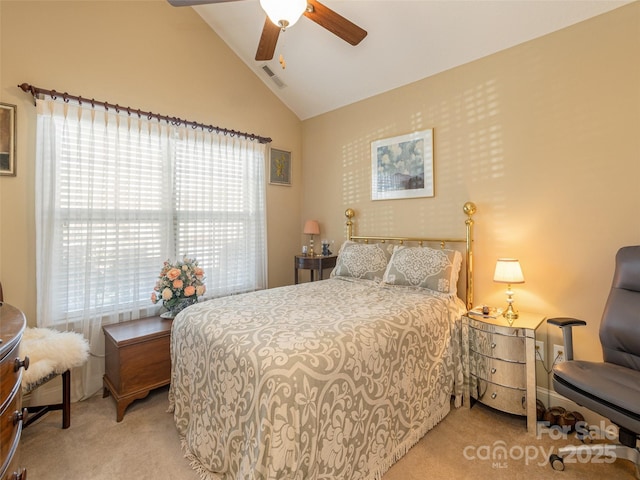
[167,0,240,6]
[303,0,367,46]
[255,17,281,61]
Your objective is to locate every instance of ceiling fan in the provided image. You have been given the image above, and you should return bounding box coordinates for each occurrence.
[168,0,368,61]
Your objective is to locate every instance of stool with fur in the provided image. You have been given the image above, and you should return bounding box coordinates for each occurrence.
[20,327,89,429]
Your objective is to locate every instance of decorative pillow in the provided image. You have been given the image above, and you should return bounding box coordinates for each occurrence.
[383,245,462,294]
[330,241,393,281]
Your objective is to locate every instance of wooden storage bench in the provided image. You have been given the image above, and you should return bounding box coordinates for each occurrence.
[102,316,173,422]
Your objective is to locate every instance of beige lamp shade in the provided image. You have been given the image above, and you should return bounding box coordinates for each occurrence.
[494,258,524,324]
[493,258,525,284]
[303,220,320,235]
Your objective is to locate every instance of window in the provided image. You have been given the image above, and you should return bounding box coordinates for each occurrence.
[35,98,267,326]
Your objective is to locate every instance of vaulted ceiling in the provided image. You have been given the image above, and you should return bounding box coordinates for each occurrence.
[186,1,631,120]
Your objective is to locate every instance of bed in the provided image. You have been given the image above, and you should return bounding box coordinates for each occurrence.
[169,202,477,480]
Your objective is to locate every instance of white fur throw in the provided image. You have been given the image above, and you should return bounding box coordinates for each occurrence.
[20,327,90,388]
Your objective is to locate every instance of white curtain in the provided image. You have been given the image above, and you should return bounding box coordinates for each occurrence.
[35,98,267,400]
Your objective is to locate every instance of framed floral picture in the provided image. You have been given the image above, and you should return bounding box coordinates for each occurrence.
[269,147,291,186]
[371,128,434,200]
[0,103,16,177]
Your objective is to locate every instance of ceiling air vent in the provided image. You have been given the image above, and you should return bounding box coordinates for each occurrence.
[260,64,287,89]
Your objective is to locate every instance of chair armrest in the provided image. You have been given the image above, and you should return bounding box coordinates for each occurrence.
[547,317,587,328]
[547,317,587,361]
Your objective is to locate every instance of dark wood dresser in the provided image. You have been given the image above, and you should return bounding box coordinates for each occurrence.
[0,302,28,480]
[102,316,173,422]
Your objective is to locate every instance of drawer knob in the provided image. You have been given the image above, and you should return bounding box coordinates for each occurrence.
[14,356,30,372]
[490,342,496,349]
[491,392,497,399]
[10,468,27,480]
[490,367,497,374]
[13,407,29,426]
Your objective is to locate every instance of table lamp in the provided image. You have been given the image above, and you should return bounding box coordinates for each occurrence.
[493,258,525,325]
[303,220,320,257]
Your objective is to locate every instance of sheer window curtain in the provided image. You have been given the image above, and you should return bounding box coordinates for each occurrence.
[35,98,267,400]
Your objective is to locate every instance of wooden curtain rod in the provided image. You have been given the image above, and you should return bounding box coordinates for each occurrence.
[18,83,272,144]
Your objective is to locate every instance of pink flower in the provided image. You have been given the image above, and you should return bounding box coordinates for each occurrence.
[151,258,206,306]
[166,268,181,281]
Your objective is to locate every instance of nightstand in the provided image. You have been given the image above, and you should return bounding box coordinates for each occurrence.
[294,255,337,284]
[463,311,545,434]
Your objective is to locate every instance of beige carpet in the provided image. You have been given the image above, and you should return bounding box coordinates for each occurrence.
[21,387,636,479]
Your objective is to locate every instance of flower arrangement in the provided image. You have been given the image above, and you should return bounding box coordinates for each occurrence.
[151,257,206,315]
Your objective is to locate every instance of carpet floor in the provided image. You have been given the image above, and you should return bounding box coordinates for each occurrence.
[21,386,636,479]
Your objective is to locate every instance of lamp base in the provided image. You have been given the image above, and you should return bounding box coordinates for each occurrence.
[502,284,519,325]
[502,305,519,325]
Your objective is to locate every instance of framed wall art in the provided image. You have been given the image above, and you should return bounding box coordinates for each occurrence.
[0,103,16,177]
[371,128,433,200]
[269,147,291,186]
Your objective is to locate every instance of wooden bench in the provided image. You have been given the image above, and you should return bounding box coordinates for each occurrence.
[102,316,172,422]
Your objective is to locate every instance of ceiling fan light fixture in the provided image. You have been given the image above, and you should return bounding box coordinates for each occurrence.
[260,0,307,30]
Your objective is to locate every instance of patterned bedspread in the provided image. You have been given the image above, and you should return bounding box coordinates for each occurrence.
[169,277,465,480]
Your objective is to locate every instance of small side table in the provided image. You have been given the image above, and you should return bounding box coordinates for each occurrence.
[294,254,337,284]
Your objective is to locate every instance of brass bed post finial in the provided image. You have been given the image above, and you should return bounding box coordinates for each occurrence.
[345,208,355,241]
[463,202,477,311]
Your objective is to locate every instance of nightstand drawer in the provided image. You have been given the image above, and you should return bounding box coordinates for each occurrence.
[470,375,527,416]
[469,327,526,363]
[469,350,526,389]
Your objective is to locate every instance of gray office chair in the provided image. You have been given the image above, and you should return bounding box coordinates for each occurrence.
[547,245,640,477]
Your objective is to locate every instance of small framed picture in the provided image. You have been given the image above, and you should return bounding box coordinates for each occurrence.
[0,103,16,177]
[371,128,434,200]
[269,148,291,186]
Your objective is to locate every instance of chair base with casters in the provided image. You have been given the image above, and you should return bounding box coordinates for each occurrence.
[551,444,640,477]
[20,327,89,429]
[548,361,640,478]
[546,245,640,479]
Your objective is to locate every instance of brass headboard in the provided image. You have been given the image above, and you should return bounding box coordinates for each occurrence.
[343,202,477,310]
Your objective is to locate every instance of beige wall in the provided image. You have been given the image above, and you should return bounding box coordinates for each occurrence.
[0,0,302,323]
[301,2,640,363]
[2,0,639,366]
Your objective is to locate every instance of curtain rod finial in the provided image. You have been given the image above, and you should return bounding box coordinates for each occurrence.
[18,83,37,105]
